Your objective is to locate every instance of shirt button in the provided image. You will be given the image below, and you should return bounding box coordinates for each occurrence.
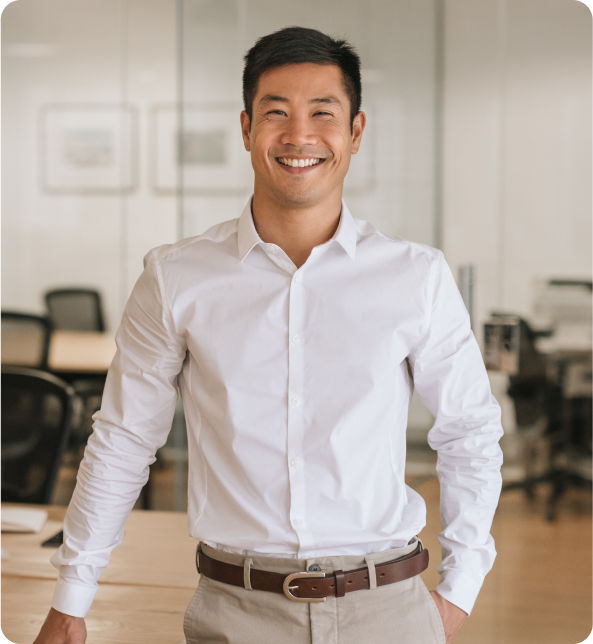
[294,274,302,283]
[291,458,300,467]
[293,519,303,527]
[291,397,300,406]
[291,335,301,343]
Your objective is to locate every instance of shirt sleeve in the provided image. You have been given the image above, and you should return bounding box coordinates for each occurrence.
[50,249,187,618]
[408,252,503,615]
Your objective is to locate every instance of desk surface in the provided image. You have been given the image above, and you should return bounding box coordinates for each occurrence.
[2,505,199,643]
[48,330,116,373]
[2,505,198,588]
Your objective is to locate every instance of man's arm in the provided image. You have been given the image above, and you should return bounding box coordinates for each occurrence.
[408,252,504,618]
[33,609,86,644]
[36,249,186,639]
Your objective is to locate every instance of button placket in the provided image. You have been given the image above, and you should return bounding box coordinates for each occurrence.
[286,270,310,548]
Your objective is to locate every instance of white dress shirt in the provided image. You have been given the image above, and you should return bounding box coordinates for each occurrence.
[51,199,503,618]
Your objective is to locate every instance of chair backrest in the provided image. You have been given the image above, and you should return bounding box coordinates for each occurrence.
[45,288,105,332]
[493,315,561,431]
[1,366,75,504]
[1,312,52,370]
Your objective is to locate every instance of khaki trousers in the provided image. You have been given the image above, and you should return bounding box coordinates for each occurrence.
[183,539,446,644]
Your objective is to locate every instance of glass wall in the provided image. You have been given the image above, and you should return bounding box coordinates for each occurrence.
[2,0,178,331]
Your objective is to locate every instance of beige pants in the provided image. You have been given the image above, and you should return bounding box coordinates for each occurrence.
[183,539,446,644]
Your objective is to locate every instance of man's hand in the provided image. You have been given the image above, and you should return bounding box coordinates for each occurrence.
[33,608,86,644]
[429,591,467,644]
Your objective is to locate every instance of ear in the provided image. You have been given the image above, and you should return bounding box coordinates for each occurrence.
[240,111,251,152]
[351,111,366,155]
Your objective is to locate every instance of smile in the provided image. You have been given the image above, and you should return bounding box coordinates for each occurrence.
[276,157,324,168]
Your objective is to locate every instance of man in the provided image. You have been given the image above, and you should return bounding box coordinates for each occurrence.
[35,27,503,644]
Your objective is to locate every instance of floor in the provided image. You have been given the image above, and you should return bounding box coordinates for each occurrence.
[49,450,592,644]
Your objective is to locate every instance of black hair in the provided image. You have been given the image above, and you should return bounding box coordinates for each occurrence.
[242,26,362,127]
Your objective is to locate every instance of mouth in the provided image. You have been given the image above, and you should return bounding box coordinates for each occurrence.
[275,156,326,173]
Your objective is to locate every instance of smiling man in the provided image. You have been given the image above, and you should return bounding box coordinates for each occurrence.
[35,27,503,644]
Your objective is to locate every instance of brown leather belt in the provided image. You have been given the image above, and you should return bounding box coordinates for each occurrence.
[197,543,429,603]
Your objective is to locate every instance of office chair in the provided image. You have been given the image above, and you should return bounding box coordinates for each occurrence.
[44,288,106,332]
[1,311,52,370]
[545,357,592,518]
[1,366,75,504]
[493,313,563,520]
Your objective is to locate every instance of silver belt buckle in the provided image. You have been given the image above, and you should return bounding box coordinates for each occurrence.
[283,571,327,603]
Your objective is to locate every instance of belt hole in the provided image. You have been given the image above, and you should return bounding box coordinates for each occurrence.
[364,576,368,580]
[380,573,385,577]
[313,586,317,589]
[330,584,334,587]
[347,580,352,584]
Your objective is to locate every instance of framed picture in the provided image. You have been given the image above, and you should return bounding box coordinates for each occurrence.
[40,105,137,193]
[151,104,252,193]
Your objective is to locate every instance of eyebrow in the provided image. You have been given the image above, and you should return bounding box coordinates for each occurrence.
[259,94,342,106]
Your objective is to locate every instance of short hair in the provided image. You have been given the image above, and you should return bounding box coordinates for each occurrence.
[242,27,362,127]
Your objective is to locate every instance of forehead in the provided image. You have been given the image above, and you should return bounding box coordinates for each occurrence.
[255,63,347,101]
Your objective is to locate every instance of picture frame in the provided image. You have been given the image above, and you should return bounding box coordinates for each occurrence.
[151,103,252,194]
[40,104,137,194]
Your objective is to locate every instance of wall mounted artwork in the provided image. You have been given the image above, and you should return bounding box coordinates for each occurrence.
[151,103,251,194]
[40,105,136,194]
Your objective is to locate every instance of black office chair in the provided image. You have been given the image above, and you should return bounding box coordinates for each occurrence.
[1,366,75,504]
[1,311,52,370]
[500,316,591,520]
[545,356,592,519]
[44,288,106,332]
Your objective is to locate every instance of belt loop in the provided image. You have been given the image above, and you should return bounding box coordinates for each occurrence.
[196,543,202,574]
[365,557,377,590]
[334,569,346,597]
[243,557,253,590]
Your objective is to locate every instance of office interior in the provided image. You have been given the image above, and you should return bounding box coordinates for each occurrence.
[1,0,591,643]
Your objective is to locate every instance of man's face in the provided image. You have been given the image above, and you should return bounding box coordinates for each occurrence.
[240,63,365,209]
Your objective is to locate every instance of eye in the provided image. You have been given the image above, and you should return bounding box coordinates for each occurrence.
[314,111,333,117]
[266,110,287,118]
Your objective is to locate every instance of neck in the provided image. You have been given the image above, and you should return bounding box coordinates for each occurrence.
[251,185,343,269]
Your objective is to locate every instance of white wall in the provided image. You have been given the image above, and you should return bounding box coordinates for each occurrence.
[442,0,592,339]
[2,0,178,331]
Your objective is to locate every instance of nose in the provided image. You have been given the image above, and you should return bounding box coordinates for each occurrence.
[279,112,318,148]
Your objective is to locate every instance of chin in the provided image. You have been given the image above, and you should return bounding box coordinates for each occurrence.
[274,184,325,208]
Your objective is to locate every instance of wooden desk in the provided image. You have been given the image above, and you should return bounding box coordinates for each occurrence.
[48,331,116,374]
[2,505,199,643]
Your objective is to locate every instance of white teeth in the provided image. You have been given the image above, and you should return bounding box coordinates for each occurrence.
[278,158,321,167]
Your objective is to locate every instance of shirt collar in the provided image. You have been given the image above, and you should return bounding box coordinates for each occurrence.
[237,196,357,263]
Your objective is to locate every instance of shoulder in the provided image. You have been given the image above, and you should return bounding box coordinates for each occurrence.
[143,218,239,268]
[353,216,443,268]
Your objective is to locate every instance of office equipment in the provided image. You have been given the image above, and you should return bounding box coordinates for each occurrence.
[45,288,106,332]
[1,312,52,370]
[41,529,63,547]
[1,367,75,504]
[1,507,48,533]
[534,279,592,352]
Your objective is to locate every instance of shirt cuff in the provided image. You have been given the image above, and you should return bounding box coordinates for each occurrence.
[435,568,483,615]
[51,576,98,618]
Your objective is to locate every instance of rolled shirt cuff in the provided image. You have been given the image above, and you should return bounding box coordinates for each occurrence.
[51,576,98,618]
[435,568,483,616]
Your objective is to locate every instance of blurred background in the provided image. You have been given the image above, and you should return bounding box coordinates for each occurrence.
[1,1,591,643]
